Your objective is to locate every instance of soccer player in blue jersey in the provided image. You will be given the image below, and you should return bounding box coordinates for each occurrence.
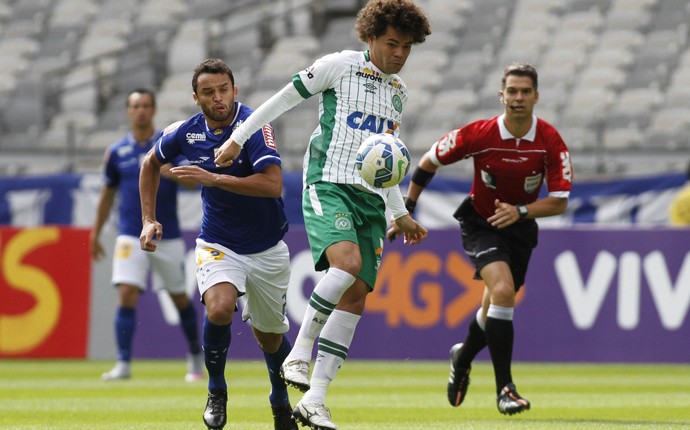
[213,1,431,428]
[139,59,297,430]
[90,89,203,383]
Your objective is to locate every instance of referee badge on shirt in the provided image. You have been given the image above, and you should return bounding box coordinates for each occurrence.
[524,173,543,194]
[481,169,497,189]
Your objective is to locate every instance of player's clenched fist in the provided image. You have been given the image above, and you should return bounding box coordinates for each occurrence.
[140,220,163,252]
[214,139,241,166]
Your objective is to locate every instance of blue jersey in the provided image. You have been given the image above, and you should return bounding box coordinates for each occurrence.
[155,103,288,254]
[104,131,182,239]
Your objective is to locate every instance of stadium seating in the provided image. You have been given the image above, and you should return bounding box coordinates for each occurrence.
[1,0,690,178]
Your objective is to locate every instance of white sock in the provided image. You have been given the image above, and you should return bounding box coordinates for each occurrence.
[475,307,486,331]
[287,268,355,362]
[487,304,514,321]
[302,310,360,404]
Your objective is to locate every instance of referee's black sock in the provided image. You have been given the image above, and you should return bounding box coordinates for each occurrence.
[485,316,514,393]
[457,317,488,368]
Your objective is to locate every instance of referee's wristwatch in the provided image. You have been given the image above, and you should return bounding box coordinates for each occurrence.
[517,204,528,219]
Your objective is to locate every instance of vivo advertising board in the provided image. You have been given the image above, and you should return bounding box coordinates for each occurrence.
[1,173,689,362]
[117,226,689,363]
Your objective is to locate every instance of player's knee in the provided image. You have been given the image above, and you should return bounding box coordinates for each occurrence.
[491,288,515,307]
[170,293,190,308]
[490,282,516,306]
[331,258,361,277]
[327,244,362,276]
[205,300,235,325]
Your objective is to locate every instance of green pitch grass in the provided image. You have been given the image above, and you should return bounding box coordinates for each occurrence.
[1,359,688,429]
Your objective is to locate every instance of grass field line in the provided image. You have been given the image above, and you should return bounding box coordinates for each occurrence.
[1,359,688,429]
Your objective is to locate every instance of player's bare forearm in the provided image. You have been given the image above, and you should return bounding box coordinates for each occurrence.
[139,150,162,224]
[139,154,163,252]
[407,152,438,201]
[91,186,116,261]
[160,163,197,190]
[171,164,282,198]
[90,234,106,261]
[488,197,568,229]
[526,196,568,217]
[168,165,217,187]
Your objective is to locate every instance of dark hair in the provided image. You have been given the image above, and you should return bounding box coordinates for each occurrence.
[502,63,539,90]
[127,88,156,108]
[192,59,235,93]
[355,0,431,44]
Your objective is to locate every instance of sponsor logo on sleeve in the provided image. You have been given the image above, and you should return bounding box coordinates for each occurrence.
[262,125,276,149]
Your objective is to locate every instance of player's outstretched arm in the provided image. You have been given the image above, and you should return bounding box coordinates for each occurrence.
[139,149,164,252]
[488,196,568,229]
[170,163,282,198]
[388,151,438,243]
[90,186,116,261]
[216,83,304,167]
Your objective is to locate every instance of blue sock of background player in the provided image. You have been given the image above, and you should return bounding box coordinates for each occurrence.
[203,315,231,391]
[263,336,292,407]
[115,307,136,362]
[179,303,202,354]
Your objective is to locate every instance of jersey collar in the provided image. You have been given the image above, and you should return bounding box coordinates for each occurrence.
[497,114,537,142]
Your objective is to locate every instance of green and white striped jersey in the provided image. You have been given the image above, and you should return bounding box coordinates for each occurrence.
[292,49,409,193]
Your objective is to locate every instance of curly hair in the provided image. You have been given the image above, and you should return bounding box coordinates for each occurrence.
[355,0,431,44]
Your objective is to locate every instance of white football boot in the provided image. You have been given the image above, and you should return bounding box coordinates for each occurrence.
[293,400,337,430]
[280,359,311,392]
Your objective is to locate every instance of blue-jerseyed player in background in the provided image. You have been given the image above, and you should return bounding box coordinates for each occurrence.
[90,88,204,383]
[139,59,297,430]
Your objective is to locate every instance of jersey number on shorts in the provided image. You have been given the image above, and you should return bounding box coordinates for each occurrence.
[196,247,225,266]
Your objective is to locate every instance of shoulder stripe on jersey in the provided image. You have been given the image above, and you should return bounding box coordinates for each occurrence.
[253,154,281,167]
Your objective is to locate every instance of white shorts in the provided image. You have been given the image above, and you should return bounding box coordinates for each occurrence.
[111,235,186,294]
[195,238,291,334]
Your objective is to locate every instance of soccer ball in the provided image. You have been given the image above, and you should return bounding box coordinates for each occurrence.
[355,133,411,188]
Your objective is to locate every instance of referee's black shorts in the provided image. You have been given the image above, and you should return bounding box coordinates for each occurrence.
[453,196,538,290]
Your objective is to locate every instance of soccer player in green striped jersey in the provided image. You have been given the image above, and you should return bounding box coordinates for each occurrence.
[215,1,431,428]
